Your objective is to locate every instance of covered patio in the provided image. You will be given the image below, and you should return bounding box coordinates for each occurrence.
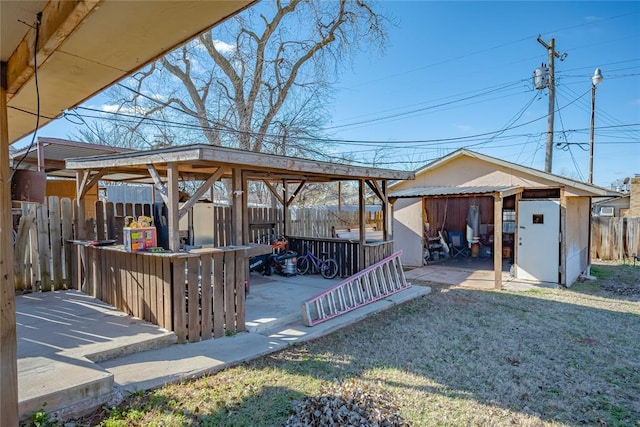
[64,143,414,344]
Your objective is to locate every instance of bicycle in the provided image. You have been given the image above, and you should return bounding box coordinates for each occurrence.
[296,243,339,279]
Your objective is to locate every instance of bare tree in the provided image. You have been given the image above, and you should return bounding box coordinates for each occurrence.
[93,0,388,156]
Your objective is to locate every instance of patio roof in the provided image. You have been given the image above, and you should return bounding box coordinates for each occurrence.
[389,185,522,199]
[11,136,132,177]
[65,143,415,183]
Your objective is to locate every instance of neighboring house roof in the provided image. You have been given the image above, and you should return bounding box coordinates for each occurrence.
[390,185,521,199]
[11,137,133,179]
[390,148,619,198]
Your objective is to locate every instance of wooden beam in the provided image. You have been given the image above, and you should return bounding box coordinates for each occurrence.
[0,62,19,426]
[178,168,224,220]
[262,180,285,206]
[80,169,106,198]
[493,193,503,290]
[5,0,101,99]
[365,179,386,203]
[166,163,180,251]
[359,179,366,266]
[75,170,87,239]
[285,180,306,207]
[283,180,291,236]
[146,164,168,205]
[231,168,243,245]
[382,181,390,241]
[242,172,249,245]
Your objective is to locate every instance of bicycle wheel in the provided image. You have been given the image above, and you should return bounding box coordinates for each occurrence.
[297,257,310,275]
[321,258,338,279]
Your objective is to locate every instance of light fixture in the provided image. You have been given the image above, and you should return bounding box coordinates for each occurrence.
[589,68,604,184]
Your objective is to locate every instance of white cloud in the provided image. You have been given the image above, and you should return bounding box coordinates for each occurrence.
[213,39,235,54]
[101,104,150,115]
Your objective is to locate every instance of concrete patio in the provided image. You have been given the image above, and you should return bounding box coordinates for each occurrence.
[16,271,430,422]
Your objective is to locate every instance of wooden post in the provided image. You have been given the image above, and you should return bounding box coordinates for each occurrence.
[166,163,180,251]
[359,179,366,269]
[493,194,503,290]
[382,181,389,241]
[283,180,290,237]
[0,61,19,426]
[231,168,243,245]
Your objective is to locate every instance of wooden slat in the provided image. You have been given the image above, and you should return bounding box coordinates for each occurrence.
[187,256,200,342]
[236,251,246,332]
[154,256,163,326]
[106,202,116,240]
[137,253,144,319]
[143,254,151,322]
[213,252,225,338]
[224,252,236,333]
[172,258,187,343]
[95,200,105,241]
[200,255,213,340]
[36,203,52,290]
[61,198,73,288]
[162,257,172,330]
[48,197,63,290]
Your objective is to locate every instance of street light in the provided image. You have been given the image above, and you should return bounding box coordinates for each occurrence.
[589,67,604,184]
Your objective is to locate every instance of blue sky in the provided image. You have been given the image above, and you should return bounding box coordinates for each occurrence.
[327,1,640,188]
[16,1,639,188]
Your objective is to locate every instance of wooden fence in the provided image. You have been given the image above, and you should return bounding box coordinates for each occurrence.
[83,245,246,343]
[591,216,640,261]
[12,199,384,290]
[287,237,394,278]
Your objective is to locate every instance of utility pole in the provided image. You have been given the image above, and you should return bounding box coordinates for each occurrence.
[537,36,566,173]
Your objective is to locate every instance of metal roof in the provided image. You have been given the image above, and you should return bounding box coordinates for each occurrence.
[10,137,132,178]
[389,185,521,198]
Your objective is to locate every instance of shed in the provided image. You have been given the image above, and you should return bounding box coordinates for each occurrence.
[389,149,618,289]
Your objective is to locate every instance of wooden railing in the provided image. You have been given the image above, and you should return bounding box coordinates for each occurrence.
[81,245,252,343]
[287,237,394,277]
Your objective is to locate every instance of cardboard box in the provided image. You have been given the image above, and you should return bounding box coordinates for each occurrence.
[124,227,157,252]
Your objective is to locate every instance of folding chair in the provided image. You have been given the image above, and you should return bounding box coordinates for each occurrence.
[448,231,468,258]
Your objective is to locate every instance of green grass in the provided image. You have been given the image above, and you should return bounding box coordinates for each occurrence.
[58,265,640,427]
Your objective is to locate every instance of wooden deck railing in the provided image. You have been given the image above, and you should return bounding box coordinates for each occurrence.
[81,245,256,343]
[287,237,394,277]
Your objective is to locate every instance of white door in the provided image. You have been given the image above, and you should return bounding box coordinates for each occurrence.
[516,200,560,283]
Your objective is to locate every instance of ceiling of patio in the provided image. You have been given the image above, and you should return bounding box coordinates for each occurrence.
[2,0,255,144]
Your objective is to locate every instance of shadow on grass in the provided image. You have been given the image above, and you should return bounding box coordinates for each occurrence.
[570,263,640,302]
[77,384,307,427]
[255,287,640,426]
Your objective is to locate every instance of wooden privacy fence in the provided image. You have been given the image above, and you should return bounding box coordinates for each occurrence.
[591,216,640,261]
[82,245,247,343]
[290,208,383,238]
[13,197,74,291]
[287,236,394,278]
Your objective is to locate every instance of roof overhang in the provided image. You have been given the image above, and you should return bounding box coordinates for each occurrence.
[10,136,132,178]
[65,143,416,184]
[1,0,256,144]
[389,185,522,199]
[393,148,620,198]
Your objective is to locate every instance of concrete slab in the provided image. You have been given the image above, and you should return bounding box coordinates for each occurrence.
[17,290,176,421]
[17,276,430,422]
[405,264,559,291]
[99,284,431,394]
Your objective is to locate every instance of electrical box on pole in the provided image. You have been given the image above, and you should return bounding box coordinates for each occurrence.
[533,64,549,89]
[536,36,567,173]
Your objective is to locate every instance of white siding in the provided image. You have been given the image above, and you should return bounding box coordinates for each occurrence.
[393,197,424,267]
[565,196,590,286]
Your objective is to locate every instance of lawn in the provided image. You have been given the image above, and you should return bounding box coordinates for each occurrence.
[39,263,640,426]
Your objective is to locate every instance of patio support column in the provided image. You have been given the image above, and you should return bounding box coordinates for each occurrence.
[283,180,290,237]
[0,61,19,426]
[382,180,390,241]
[493,193,503,290]
[242,171,249,245]
[231,168,243,245]
[166,162,180,251]
[359,179,366,267]
[76,170,87,240]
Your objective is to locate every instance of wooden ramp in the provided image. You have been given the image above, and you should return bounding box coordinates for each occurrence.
[301,251,410,326]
